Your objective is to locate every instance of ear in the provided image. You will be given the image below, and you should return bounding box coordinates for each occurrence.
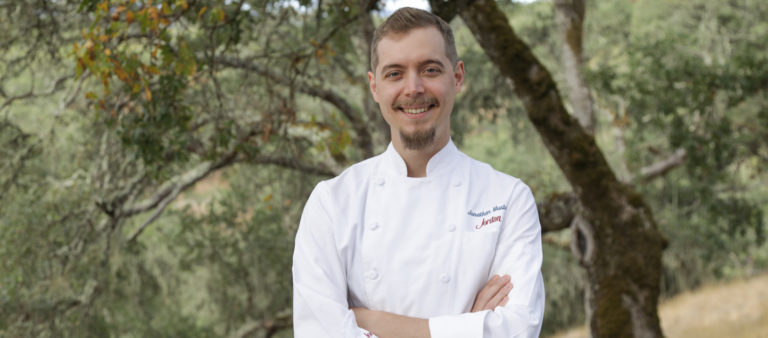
[453,61,465,92]
[368,71,379,102]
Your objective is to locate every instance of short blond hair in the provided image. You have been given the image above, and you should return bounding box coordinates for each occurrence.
[370,7,458,72]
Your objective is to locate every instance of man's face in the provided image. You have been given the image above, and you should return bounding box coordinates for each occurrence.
[368,27,464,151]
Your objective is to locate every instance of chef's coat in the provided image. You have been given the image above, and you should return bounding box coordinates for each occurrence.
[292,140,545,338]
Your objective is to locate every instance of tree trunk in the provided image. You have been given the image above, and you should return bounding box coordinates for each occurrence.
[358,0,391,151]
[432,1,668,336]
[554,0,595,135]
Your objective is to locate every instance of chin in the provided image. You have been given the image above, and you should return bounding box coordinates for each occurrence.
[399,127,437,150]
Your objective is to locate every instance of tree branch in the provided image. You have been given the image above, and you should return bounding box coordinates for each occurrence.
[0,121,35,203]
[455,0,622,208]
[121,153,238,220]
[124,153,237,242]
[1,71,85,203]
[537,192,579,233]
[428,0,472,22]
[54,71,87,117]
[0,74,73,112]
[638,148,687,183]
[243,154,337,178]
[122,148,336,243]
[126,184,184,243]
[231,309,292,338]
[217,56,374,158]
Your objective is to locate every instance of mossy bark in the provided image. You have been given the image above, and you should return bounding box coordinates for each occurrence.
[439,0,668,336]
[554,0,595,135]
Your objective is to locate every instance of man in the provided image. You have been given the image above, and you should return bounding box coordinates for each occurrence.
[292,7,544,338]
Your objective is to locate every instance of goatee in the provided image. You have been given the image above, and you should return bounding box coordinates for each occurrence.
[400,128,436,150]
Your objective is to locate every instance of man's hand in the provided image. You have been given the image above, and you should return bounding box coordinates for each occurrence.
[471,274,513,312]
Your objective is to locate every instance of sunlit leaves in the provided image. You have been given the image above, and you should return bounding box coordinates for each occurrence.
[75,0,199,99]
[308,38,336,65]
[74,0,215,165]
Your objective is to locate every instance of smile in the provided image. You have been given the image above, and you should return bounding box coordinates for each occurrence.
[398,104,436,116]
[404,107,429,114]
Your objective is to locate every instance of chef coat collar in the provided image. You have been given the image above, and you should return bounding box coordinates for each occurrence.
[382,139,460,177]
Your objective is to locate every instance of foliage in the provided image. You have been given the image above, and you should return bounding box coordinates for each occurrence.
[1,0,766,336]
[166,164,312,335]
[584,0,768,294]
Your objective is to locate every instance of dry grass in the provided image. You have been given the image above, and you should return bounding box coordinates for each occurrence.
[549,273,768,338]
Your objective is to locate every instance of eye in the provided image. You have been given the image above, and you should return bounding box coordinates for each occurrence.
[423,67,442,76]
[384,71,402,79]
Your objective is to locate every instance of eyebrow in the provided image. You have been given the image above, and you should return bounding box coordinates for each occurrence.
[379,59,446,75]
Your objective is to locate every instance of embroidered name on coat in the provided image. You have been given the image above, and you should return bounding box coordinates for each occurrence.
[467,204,507,217]
[475,215,502,229]
[467,209,491,217]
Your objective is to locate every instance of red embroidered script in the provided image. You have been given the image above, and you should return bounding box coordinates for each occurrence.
[475,215,502,229]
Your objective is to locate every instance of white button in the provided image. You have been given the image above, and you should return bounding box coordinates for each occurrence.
[448,224,456,232]
[452,178,462,187]
[440,274,451,283]
[376,177,385,186]
[370,222,379,231]
[367,269,380,280]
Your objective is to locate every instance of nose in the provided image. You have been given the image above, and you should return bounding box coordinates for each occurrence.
[404,72,425,96]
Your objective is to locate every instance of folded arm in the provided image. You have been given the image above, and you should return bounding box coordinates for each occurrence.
[433,183,545,338]
[355,184,545,338]
[352,274,514,338]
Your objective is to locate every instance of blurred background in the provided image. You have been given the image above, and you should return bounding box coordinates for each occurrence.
[1,0,766,337]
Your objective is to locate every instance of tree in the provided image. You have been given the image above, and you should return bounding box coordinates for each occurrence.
[3,0,386,336]
[430,0,768,336]
[430,0,667,336]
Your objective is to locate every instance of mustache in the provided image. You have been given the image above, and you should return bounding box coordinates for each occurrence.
[393,97,438,109]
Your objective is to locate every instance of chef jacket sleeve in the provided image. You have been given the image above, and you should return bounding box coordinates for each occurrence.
[292,182,376,338]
[428,182,545,338]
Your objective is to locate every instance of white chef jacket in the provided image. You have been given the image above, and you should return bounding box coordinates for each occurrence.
[292,140,545,338]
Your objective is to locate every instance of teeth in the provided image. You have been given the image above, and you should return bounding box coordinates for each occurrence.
[404,107,429,114]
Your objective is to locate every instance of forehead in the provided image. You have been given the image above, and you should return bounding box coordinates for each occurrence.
[376,27,448,73]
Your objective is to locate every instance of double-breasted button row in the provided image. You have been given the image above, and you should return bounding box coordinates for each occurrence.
[365,270,451,284]
[373,177,462,187]
[367,222,455,232]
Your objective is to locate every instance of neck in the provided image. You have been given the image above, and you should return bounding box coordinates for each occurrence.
[391,134,450,178]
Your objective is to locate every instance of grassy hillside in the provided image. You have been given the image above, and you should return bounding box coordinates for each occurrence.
[550,272,768,338]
